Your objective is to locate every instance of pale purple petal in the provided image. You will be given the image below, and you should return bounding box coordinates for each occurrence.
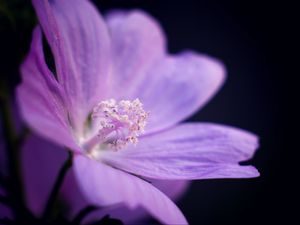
[141,52,226,133]
[73,155,188,224]
[106,11,225,133]
[61,167,188,224]
[81,177,188,224]
[17,27,78,151]
[32,0,111,131]
[105,10,166,99]
[21,135,68,216]
[101,123,259,179]
[106,179,189,224]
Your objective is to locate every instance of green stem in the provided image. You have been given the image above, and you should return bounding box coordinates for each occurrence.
[0,81,26,219]
[42,151,73,221]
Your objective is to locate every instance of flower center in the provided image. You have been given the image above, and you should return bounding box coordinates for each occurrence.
[83,98,148,152]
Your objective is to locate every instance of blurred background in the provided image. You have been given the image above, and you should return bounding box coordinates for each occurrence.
[0,0,295,224]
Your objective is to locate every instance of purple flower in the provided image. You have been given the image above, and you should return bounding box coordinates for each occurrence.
[16,0,259,224]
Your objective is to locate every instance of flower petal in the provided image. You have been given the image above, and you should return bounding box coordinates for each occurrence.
[21,135,68,216]
[17,27,78,150]
[32,0,111,131]
[106,10,225,133]
[61,170,189,224]
[142,52,226,133]
[81,178,188,224]
[106,179,189,224]
[105,10,166,99]
[101,123,259,180]
[73,155,188,224]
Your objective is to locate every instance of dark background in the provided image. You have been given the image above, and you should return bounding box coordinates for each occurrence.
[0,0,296,224]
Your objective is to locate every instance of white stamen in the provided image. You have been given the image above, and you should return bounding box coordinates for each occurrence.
[83,98,148,152]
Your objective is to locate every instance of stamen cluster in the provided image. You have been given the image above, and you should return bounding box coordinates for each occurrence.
[92,99,148,150]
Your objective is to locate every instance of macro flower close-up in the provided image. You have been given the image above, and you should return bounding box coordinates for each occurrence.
[2,0,291,224]
[15,0,260,223]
